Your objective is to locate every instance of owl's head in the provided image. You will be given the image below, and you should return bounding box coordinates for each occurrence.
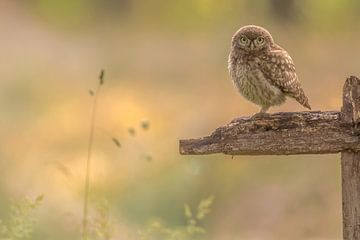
[231,25,274,53]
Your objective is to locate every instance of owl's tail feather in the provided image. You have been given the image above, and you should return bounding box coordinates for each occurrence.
[303,101,311,110]
[297,94,311,110]
[293,91,311,110]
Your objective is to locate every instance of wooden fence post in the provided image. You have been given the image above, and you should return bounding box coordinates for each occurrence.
[341,76,360,240]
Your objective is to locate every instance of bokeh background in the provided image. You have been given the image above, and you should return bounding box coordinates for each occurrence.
[1,0,360,239]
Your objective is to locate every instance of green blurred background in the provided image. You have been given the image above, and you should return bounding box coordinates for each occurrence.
[1,0,360,239]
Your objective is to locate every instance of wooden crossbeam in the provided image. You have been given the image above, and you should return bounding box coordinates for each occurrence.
[179,76,360,240]
[180,111,359,155]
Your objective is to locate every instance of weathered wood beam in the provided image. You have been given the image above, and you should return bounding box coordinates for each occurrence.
[180,110,360,155]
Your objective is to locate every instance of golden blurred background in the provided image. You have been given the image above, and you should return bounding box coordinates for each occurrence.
[1,0,360,239]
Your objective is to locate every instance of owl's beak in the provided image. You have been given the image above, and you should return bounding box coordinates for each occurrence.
[250,41,255,51]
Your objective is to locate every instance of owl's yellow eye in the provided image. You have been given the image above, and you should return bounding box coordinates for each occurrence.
[256,36,265,45]
[239,36,248,45]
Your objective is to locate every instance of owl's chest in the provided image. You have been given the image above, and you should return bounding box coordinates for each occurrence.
[230,58,284,106]
[232,59,266,89]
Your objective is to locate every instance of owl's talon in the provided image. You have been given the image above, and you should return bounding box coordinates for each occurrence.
[251,112,270,119]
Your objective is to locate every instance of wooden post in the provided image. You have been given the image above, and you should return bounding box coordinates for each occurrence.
[179,76,360,239]
[341,76,360,240]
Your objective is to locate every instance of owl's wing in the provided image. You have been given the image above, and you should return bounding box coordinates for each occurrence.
[258,49,311,109]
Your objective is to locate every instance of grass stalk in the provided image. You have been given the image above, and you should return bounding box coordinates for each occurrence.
[82,70,104,240]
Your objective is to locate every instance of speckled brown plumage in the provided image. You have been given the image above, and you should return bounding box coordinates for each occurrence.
[228,25,311,115]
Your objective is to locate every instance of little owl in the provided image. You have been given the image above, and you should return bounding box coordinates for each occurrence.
[228,25,311,117]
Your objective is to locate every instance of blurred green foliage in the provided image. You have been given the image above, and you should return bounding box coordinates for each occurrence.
[30,0,93,27]
[92,198,113,240]
[20,0,360,31]
[139,195,214,240]
[0,195,43,240]
[304,0,358,30]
